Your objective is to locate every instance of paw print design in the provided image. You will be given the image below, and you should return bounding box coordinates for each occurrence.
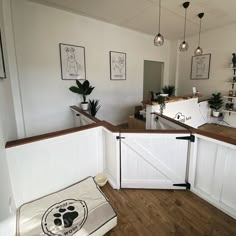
[53,206,79,228]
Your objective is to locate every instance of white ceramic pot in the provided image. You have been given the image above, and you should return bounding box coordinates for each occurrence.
[213,111,220,117]
[81,102,89,111]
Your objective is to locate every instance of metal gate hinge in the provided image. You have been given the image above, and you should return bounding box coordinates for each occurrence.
[176,135,195,142]
[116,136,125,140]
[173,182,191,190]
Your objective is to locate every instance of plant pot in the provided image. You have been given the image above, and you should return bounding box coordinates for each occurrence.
[81,102,89,111]
[212,111,220,117]
[94,173,108,187]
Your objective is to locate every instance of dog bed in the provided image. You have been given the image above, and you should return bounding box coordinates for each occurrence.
[16,177,117,236]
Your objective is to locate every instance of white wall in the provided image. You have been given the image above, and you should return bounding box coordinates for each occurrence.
[177,23,236,126]
[0,0,17,222]
[11,0,173,137]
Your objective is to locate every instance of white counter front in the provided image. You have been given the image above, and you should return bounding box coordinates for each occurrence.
[146,97,209,129]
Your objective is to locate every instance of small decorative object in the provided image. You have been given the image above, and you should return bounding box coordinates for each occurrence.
[225,103,231,110]
[179,2,190,52]
[94,173,108,187]
[191,54,211,79]
[89,99,101,117]
[208,92,223,117]
[154,0,164,46]
[110,51,126,80]
[0,31,6,79]
[59,43,86,80]
[69,80,95,110]
[232,53,236,68]
[229,90,234,96]
[162,85,175,97]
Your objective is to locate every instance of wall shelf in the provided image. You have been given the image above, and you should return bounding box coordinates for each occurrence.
[222,110,236,114]
[223,96,236,99]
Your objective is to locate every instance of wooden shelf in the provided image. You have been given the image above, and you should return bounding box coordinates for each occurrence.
[223,96,236,99]
[222,110,236,114]
[225,82,236,84]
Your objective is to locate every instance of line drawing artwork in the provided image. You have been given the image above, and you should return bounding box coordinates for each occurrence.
[112,55,125,74]
[59,43,86,80]
[110,51,126,80]
[65,47,82,74]
[191,54,211,80]
[196,57,205,76]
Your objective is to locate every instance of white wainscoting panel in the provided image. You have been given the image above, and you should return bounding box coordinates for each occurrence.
[121,133,189,189]
[6,127,104,207]
[190,134,236,219]
[102,128,120,189]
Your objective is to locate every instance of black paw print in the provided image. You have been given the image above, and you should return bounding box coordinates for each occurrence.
[53,206,78,228]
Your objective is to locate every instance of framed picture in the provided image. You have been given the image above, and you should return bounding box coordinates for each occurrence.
[110,51,126,80]
[191,54,211,79]
[0,31,6,79]
[59,43,86,80]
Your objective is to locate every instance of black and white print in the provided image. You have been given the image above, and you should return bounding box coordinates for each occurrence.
[110,51,126,80]
[191,54,211,80]
[59,43,86,80]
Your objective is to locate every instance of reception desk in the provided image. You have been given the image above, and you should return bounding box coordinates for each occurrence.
[146,97,209,129]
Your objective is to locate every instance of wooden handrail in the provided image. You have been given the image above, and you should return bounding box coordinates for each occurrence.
[70,106,101,123]
[5,114,235,148]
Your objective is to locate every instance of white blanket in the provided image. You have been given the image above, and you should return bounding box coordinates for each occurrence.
[17,177,117,236]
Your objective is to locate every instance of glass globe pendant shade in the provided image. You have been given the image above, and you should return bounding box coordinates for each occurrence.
[194,46,203,56]
[154,33,164,46]
[179,41,189,52]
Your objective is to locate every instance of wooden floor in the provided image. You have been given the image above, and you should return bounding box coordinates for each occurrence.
[199,123,236,140]
[103,184,236,236]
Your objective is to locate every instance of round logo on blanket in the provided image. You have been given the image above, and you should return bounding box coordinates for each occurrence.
[41,199,88,236]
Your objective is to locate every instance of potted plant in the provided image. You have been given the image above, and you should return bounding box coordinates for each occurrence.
[89,99,101,117]
[208,92,224,117]
[69,80,95,110]
[162,85,175,97]
[152,93,166,115]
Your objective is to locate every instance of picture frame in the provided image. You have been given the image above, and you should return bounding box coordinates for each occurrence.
[0,31,6,79]
[110,51,126,80]
[59,43,86,80]
[191,53,211,80]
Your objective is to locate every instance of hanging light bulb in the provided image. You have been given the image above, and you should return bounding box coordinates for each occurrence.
[154,0,164,46]
[179,2,190,52]
[194,13,204,56]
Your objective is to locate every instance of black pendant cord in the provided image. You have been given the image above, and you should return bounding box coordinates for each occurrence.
[183,8,187,41]
[197,13,204,47]
[158,0,161,33]
[198,19,202,47]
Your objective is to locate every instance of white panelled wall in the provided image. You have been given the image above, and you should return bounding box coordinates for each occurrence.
[189,135,236,219]
[6,127,119,208]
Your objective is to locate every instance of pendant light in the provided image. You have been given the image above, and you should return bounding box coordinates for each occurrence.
[194,13,204,56]
[154,0,164,46]
[179,2,190,52]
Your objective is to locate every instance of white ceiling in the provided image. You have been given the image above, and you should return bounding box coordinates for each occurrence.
[29,0,236,39]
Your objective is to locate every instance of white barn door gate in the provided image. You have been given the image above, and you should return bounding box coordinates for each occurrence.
[119,132,191,189]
